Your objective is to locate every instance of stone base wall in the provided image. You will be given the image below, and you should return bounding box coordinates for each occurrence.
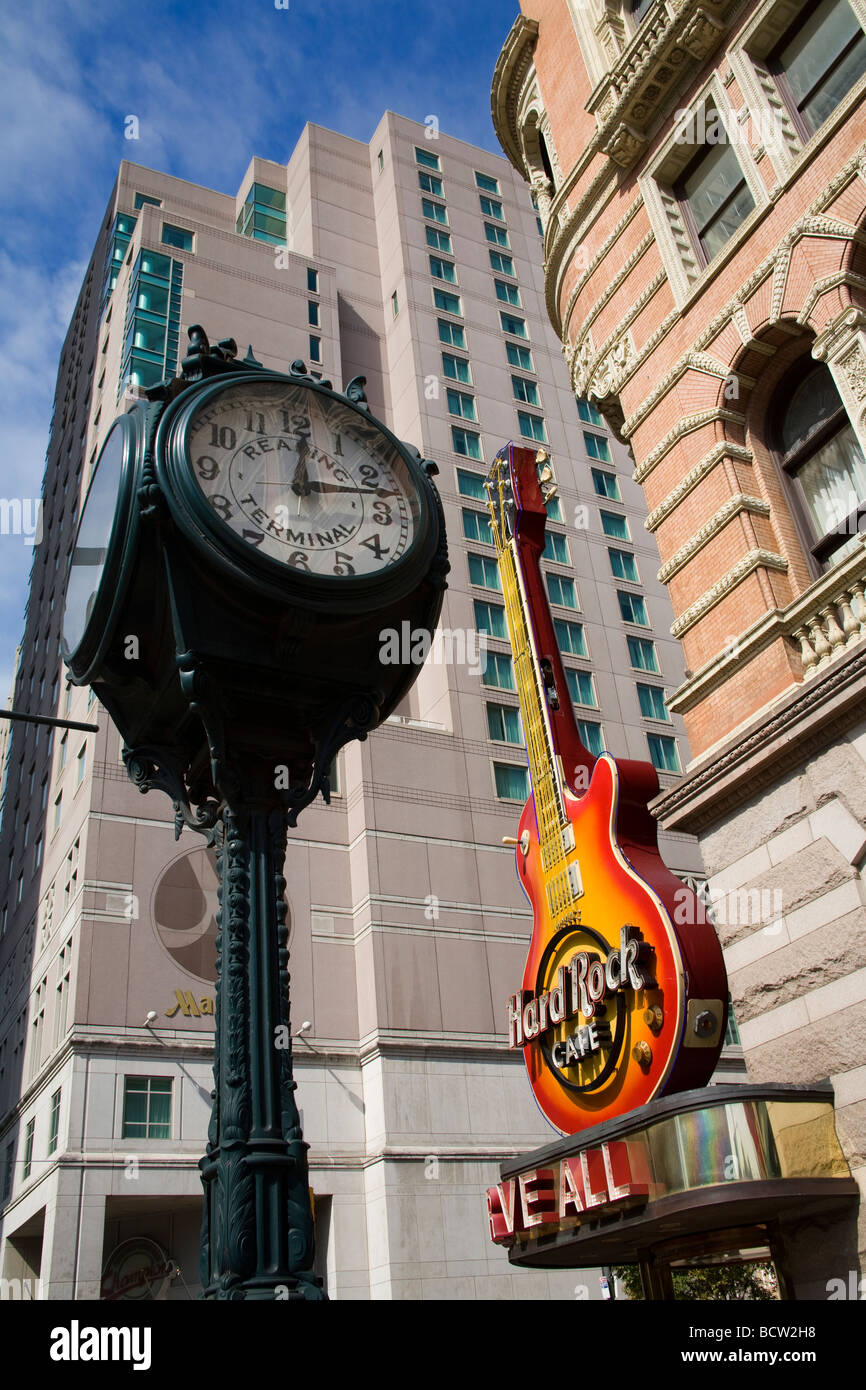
[698,718,866,1275]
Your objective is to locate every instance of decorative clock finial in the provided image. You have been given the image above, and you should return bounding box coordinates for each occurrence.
[346,376,369,409]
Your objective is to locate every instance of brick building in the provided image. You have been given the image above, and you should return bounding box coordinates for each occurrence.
[492,0,866,1285]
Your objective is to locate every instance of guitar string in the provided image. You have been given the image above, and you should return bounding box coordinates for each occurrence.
[488,466,568,888]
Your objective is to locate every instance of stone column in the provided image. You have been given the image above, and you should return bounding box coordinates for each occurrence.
[813,307,866,457]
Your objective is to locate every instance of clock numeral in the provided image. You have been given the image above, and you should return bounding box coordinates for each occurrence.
[332,433,344,457]
[244,412,266,436]
[209,495,234,522]
[209,424,237,450]
[360,534,389,561]
[288,550,311,572]
[242,529,265,547]
[195,455,220,482]
[333,552,355,576]
[280,409,308,433]
[372,502,393,527]
[359,464,379,486]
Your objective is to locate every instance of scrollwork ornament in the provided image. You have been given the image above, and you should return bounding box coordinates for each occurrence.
[121,744,219,842]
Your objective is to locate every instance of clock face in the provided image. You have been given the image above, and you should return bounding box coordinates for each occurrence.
[185,380,421,578]
[62,422,126,656]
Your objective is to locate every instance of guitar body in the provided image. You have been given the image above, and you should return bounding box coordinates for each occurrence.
[487,441,728,1137]
[514,754,727,1135]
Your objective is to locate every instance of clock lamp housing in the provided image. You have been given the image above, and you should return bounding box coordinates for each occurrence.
[155,373,439,611]
[61,359,449,809]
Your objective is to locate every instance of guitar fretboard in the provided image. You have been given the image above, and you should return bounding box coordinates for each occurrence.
[496,531,568,876]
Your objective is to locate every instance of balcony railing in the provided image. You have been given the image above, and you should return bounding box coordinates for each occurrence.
[788,537,866,679]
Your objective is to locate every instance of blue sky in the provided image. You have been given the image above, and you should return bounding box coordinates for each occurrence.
[0,0,519,697]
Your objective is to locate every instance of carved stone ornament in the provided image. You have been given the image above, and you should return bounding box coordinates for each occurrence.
[681,8,725,59]
[591,333,636,399]
[530,169,555,226]
[604,123,648,168]
[839,343,866,401]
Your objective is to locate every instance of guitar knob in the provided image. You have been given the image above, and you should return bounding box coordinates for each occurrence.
[632,1041,652,1068]
[502,832,531,857]
[644,1006,663,1033]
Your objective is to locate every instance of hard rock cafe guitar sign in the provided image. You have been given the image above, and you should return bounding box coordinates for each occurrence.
[485,444,728,1135]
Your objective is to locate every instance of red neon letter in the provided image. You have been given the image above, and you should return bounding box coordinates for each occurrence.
[602,1141,649,1203]
[487,1180,520,1242]
[519,1168,556,1227]
[558,1156,585,1219]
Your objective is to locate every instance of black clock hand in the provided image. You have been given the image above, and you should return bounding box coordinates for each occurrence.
[305,482,382,496]
[290,438,311,497]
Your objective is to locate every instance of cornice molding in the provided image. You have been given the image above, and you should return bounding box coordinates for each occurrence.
[644,441,753,532]
[546,160,618,334]
[625,348,754,438]
[560,197,646,343]
[587,0,736,174]
[657,494,771,583]
[569,275,669,401]
[634,406,746,483]
[569,143,866,438]
[490,15,540,175]
[670,548,789,638]
[652,641,866,833]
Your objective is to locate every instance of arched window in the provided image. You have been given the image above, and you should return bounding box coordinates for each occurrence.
[771,359,866,566]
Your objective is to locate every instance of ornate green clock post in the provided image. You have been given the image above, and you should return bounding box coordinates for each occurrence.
[61,327,449,1299]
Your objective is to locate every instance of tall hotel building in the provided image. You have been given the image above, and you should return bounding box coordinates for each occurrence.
[0,112,729,1299]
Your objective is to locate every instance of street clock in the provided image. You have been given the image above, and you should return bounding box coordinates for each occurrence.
[59,327,449,1300]
[176,376,424,583]
[62,329,449,818]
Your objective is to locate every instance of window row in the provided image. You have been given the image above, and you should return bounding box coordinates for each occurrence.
[439,332,534,376]
[474,606,602,671]
[489,731,680,796]
[415,146,501,198]
[468,548,651,628]
[6,1089,63,1193]
[477,638,667,720]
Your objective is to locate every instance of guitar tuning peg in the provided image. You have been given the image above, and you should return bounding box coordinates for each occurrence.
[537,448,555,489]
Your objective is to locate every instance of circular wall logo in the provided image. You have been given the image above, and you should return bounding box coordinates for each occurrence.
[100,1238,175,1301]
[152,847,219,981]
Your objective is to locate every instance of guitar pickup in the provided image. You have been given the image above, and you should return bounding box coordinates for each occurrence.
[545,860,584,918]
[568,861,583,900]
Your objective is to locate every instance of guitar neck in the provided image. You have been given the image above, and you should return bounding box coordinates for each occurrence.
[487,444,596,869]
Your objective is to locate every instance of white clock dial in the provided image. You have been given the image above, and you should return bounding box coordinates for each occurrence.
[186,380,420,577]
